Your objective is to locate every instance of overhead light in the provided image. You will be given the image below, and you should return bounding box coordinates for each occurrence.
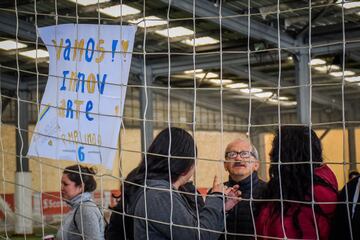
[278,96,289,101]
[68,0,110,6]
[240,88,263,94]
[254,92,273,98]
[330,65,341,71]
[181,36,219,46]
[287,56,293,61]
[281,101,297,106]
[0,40,27,50]
[329,71,355,77]
[128,16,167,28]
[19,49,49,59]
[345,76,360,82]
[208,79,233,85]
[313,66,327,72]
[98,4,140,17]
[268,99,297,106]
[271,95,290,101]
[226,83,248,89]
[282,101,297,106]
[310,58,326,65]
[184,69,203,74]
[313,65,341,73]
[155,27,194,38]
[336,0,360,9]
[195,72,218,79]
[268,99,279,104]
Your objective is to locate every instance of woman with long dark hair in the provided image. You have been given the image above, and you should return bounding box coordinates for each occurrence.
[107,127,241,240]
[256,126,338,239]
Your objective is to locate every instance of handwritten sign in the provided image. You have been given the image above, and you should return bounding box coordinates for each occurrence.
[28,24,137,169]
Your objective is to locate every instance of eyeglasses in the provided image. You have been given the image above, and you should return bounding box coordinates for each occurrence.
[225,151,256,159]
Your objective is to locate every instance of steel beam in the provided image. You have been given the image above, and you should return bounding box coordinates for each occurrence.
[225,64,345,112]
[295,51,311,124]
[312,41,360,56]
[153,88,249,120]
[159,0,296,49]
[349,126,357,171]
[14,82,33,234]
[1,4,359,69]
[140,66,154,153]
[0,13,37,41]
[348,51,360,63]
[225,65,289,87]
[15,84,30,172]
[0,73,20,90]
[319,129,331,140]
[150,52,290,76]
[149,41,360,77]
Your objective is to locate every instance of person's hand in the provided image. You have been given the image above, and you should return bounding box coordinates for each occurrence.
[210,175,224,193]
[224,185,241,212]
[210,176,241,212]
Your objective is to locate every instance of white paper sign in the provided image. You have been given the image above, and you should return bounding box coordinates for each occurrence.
[28,24,137,169]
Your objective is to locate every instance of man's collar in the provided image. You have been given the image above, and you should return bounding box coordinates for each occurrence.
[228,172,259,190]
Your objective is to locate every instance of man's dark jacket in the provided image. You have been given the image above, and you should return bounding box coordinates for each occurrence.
[330,176,360,240]
[222,172,266,240]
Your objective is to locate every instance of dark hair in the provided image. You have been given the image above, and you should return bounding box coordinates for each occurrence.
[106,128,196,239]
[63,165,97,192]
[264,126,337,237]
[124,127,196,201]
[349,170,360,180]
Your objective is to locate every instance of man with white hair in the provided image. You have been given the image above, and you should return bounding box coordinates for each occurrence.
[221,138,266,240]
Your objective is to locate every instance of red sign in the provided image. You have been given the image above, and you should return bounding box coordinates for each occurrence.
[0,194,14,219]
[41,192,70,215]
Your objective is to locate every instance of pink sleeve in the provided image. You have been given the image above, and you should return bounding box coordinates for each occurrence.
[295,208,316,239]
[314,184,337,214]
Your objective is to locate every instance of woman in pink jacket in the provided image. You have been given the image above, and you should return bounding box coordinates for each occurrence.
[256,126,338,240]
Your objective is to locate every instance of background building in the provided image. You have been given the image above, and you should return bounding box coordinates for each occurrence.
[0,0,359,237]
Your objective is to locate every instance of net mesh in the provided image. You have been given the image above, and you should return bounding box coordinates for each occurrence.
[0,0,359,239]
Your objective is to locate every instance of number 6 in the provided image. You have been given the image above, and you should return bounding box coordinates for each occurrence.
[78,146,85,161]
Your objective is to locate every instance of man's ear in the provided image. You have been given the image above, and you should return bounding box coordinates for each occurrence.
[253,160,260,171]
[224,162,229,172]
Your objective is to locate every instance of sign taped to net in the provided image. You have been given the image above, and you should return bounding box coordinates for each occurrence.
[28,24,137,169]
